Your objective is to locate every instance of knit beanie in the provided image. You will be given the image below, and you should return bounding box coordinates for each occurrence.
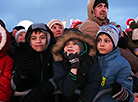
[47,19,64,29]
[132,28,138,40]
[71,39,85,54]
[15,29,26,41]
[96,25,121,47]
[93,0,108,9]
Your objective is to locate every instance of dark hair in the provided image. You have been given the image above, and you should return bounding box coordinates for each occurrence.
[13,26,25,31]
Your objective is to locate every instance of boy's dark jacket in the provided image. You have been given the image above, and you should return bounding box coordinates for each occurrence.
[52,29,101,102]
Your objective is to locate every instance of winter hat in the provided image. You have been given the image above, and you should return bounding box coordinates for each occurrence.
[15,29,26,41]
[13,25,25,31]
[47,19,64,29]
[93,0,108,9]
[26,23,53,50]
[96,25,121,47]
[72,21,82,29]
[126,18,135,28]
[132,28,138,40]
[71,39,85,54]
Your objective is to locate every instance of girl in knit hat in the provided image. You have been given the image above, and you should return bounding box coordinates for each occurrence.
[15,29,26,43]
[52,28,101,102]
[94,25,134,102]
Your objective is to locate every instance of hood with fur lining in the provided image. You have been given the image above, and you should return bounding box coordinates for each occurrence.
[52,28,96,61]
[0,25,10,57]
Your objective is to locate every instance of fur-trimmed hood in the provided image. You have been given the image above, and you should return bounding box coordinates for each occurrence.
[52,28,96,61]
[0,25,10,57]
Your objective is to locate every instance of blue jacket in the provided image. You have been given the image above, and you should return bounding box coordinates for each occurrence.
[95,48,134,102]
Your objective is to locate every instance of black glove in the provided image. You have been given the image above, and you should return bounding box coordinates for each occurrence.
[15,53,34,77]
[64,53,80,69]
[22,80,55,102]
[111,82,130,102]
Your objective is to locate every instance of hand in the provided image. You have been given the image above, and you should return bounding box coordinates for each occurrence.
[111,82,130,101]
[15,53,34,76]
[65,53,80,69]
[22,80,55,102]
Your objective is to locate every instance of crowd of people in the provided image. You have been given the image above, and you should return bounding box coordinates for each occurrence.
[0,0,138,102]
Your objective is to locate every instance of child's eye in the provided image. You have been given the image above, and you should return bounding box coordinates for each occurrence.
[59,26,63,29]
[97,39,101,42]
[31,37,36,40]
[41,36,46,39]
[105,40,110,42]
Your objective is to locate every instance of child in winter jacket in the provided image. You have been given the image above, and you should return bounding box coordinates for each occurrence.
[52,28,101,102]
[0,25,14,101]
[94,25,134,102]
[11,23,55,102]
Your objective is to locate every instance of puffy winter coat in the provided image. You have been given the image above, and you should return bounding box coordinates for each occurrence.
[0,25,14,101]
[52,29,101,102]
[95,48,134,102]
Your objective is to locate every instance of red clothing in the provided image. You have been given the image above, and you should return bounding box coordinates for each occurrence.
[0,25,14,101]
[0,54,14,101]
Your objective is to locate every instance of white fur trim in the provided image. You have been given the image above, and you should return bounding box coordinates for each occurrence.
[0,25,7,50]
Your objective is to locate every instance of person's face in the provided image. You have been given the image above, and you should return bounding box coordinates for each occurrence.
[93,3,108,20]
[17,32,26,43]
[64,40,80,56]
[97,34,113,54]
[50,24,64,39]
[12,29,18,37]
[30,31,47,52]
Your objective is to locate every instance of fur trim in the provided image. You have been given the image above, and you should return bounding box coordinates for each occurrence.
[52,29,96,61]
[0,25,7,50]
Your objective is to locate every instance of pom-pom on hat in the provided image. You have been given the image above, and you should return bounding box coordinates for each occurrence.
[93,0,108,9]
[47,19,64,29]
[96,25,121,47]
